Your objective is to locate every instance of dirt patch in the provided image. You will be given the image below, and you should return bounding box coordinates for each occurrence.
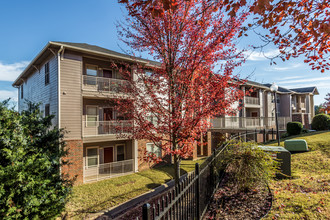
[204,175,272,220]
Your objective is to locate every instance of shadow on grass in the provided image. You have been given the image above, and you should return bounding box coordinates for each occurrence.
[152,163,188,179]
[66,187,148,218]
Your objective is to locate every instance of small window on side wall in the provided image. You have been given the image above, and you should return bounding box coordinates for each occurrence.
[45,62,50,85]
[45,104,50,117]
[20,85,23,99]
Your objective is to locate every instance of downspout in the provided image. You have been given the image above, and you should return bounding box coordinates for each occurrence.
[57,46,64,175]
[58,46,64,129]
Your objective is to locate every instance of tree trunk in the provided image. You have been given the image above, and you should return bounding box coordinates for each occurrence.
[174,154,181,185]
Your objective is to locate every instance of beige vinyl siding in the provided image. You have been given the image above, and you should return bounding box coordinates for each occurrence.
[60,53,83,139]
[18,55,58,126]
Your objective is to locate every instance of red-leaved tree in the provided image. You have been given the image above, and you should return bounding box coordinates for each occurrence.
[117,0,247,182]
[123,0,330,73]
[324,93,330,113]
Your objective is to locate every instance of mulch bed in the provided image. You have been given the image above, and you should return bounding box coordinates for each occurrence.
[204,175,272,220]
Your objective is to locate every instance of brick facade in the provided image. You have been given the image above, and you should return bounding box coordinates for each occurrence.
[292,114,303,124]
[62,139,84,185]
[137,139,171,170]
[304,114,310,129]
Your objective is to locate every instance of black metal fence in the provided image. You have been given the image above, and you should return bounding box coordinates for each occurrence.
[140,130,271,220]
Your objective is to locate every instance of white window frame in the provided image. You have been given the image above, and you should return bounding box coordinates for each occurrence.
[45,62,50,85]
[146,143,162,158]
[20,84,23,99]
[86,146,99,168]
[86,105,99,127]
[86,64,98,76]
[45,104,50,117]
[115,144,126,161]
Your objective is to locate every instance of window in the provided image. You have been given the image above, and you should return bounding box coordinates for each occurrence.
[45,62,50,85]
[116,145,125,161]
[45,104,50,117]
[20,85,23,99]
[147,115,158,126]
[86,106,98,127]
[251,91,258,98]
[145,70,153,77]
[146,143,162,157]
[86,147,98,167]
[86,65,98,76]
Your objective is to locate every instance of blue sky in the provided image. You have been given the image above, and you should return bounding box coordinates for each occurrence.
[0,0,328,106]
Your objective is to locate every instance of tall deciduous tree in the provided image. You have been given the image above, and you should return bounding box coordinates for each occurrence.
[117,0,246,182]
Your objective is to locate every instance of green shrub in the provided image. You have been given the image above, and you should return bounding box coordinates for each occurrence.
[287,121,303,136]
[0,101,73,219]
[302,128,309,133]
[311,114,330,131]
[219,141,278,192]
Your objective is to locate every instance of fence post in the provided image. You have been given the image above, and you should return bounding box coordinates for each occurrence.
[263,128,266,143]
[272,128,274,140]
[254,129,257,142]
[195,163,200,220]
[212,149,216,184]
[142,203,151,220]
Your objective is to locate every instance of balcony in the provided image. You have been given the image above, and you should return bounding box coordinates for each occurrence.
[83,120,133,137]
[300,102,306,109]
[211,117,291,130]
[245,96,260,105]
[82,75,130,94]
[83,159,134,183]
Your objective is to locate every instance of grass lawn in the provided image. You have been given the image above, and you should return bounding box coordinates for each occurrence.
[65,158,205,219]
[265,131,330,220]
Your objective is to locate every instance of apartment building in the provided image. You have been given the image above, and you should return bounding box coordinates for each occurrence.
[13,41,318,184]
[209,80,318,145]
[13,41,162,184]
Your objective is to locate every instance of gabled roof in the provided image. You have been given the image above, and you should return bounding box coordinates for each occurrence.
[263,83,292,93]
[290,86,319,95]
[13,41,160,86]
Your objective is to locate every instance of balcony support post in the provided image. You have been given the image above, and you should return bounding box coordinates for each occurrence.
[274,92,281,146]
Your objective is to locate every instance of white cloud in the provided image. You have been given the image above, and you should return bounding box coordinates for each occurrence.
[0,90,17,101]
[265,63,303,72]
[278,76,330,85]
[278,75,301,80]
[0,61,29,82]
[245,49,280,61]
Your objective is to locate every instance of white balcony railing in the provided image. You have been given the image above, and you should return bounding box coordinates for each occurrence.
[211,117,291,130]
[83,120,133,137]
[82,75,130,93]
[84,159,134,183]
[245,96,259,105]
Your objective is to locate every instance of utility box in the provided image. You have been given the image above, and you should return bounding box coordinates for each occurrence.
[284,139,308,152]
[258,146,291,178]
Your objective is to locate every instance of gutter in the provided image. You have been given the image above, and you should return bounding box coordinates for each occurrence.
[49,41,154,66]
